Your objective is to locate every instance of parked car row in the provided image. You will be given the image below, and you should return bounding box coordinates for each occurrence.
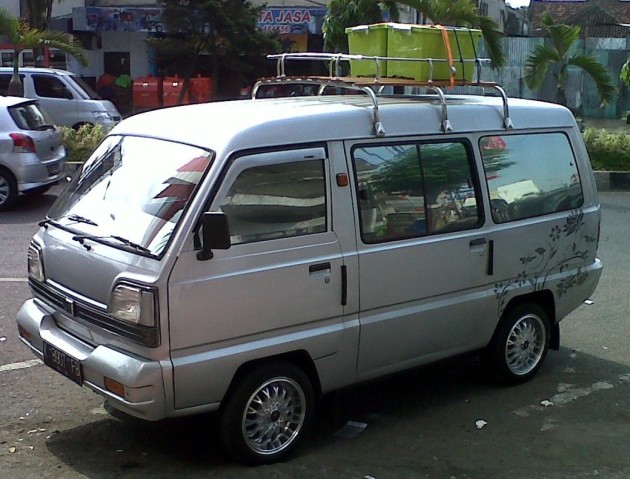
[0,68,123,210]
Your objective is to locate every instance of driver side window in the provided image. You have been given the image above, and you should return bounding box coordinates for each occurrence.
[33,75,72,99]
[219,159,327,245]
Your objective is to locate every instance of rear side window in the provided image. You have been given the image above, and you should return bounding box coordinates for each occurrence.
[353,140,482,243]
[479,133,583,223]
[220,159,327,245]
[8,102,50,130]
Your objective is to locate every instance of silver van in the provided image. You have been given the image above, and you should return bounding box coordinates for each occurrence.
[16,66,602,464]
[0,67,121,129]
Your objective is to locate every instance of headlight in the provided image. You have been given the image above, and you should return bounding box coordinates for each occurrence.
[108,284,156,327]
[27,244,45,282]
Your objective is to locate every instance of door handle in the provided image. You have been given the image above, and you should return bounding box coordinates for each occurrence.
[469,238,487,247]
[469,237,487,256]
[309,262,331,274]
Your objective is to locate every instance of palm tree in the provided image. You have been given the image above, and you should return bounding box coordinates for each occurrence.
[322,0,399,53]
[0,8,87,97]
[395,0,505,68]
[525,12,615,108]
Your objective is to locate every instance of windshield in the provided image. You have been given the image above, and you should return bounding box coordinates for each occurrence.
[48,135,213,257]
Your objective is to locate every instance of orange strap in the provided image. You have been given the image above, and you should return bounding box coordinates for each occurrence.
[436,25,455,87]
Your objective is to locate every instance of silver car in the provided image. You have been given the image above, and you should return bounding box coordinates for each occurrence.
[0,95,66,210]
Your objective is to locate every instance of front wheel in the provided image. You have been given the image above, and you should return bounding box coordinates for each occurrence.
[220,362,314,465]
[487,303,550,385]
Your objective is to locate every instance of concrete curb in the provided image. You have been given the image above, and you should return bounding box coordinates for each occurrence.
[593,171,630,192]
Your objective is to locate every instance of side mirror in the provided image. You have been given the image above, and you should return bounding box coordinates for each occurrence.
[197,212,231,261]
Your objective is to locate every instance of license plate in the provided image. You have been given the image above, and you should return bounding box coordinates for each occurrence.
[47,164,61,176]
[43,341,82,385]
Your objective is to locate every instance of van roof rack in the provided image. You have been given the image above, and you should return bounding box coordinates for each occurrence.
[252,52,513,137]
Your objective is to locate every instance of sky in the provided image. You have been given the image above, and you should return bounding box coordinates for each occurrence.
[506,0,531,7]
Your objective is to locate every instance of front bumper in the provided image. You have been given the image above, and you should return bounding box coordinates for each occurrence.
[16,298,167,421]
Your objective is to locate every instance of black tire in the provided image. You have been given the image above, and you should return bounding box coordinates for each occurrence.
[220,362,314,465]
[487,302,551,385]
[0,168,18,211]
[23,185,52,197]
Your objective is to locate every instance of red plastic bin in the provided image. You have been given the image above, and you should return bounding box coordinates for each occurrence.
[132,76,161,111]
[189,76,212,103]
[162,76,189,106]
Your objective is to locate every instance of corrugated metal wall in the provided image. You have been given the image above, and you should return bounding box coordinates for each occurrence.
[478,37,630,119]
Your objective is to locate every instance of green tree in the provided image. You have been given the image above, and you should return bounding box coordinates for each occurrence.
[395,0,504,68]
[322,0,398,53]
[619,57,630,90]
[525,12,615,108]
[0,8,87,96]
[147,0,279,102]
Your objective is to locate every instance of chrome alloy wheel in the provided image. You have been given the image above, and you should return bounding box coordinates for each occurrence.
[505,313,546,375]
[241,377,307,455]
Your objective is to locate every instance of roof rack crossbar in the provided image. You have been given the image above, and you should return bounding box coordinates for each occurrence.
[256,53,512,134]
[252,76,386,137]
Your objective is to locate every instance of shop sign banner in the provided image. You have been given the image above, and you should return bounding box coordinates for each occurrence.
[73,7,163,32]
[257,7,327,35]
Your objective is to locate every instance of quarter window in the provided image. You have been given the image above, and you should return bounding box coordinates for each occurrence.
[353,141,481,243]
[220,159,327,245]
[479,133,583,223]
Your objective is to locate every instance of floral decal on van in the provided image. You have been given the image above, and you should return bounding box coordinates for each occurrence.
[494,211,598,315]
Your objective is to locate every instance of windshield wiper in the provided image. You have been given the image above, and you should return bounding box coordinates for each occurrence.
[72,234,152,254]
[39,214,99,228]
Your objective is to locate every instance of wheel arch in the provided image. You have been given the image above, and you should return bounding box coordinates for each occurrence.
[222,349,323,406]
[498,290,559,350]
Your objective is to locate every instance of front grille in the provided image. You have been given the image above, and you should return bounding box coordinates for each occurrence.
[30,279,159,347]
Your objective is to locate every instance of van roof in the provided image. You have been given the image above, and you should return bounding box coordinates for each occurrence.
[0,67,73,76]
[111,94,576,155]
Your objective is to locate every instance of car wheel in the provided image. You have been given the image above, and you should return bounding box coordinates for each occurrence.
[220,362,314,465]
[0,168,18,211]
[487,302,550,385]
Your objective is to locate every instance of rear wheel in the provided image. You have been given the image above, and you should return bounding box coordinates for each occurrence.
[220,362,314,465]
[487,303,550,384]
[0,168,17,211]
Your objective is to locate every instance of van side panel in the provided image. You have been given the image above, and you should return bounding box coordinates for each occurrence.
[477,131,602,321]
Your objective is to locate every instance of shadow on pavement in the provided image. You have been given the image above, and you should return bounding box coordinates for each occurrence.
[0,191,59,225]
[44,347,630,478]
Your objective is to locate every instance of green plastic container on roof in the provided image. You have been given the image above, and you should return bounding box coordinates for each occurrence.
[345,23,390,77]
[387,24,482,82]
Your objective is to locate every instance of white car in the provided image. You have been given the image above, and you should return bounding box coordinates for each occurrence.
[0,96,66,210]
